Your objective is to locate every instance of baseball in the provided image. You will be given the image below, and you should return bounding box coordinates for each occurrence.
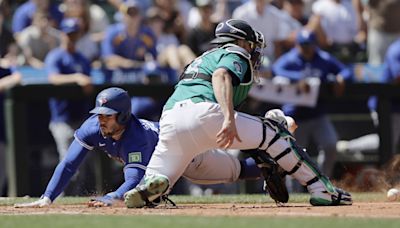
[387,188,400,201]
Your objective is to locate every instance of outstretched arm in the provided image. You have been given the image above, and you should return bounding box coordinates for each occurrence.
[43,140,89,201]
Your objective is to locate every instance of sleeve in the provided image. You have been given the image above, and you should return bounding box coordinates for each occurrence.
[11,6,30,33]
[74,118,98,150]
[216,53,248,83]
[43,140,89,201]
[272,55,303,81]
[44,51,61,76]
[101,26,116,58]
[111,166,145,199]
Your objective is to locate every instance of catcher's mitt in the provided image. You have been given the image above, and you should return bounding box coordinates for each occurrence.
[249,150,289,204]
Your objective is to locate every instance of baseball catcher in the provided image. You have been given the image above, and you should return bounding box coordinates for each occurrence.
[124,19,352,208]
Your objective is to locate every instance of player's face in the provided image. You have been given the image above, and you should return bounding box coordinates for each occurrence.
[98,114,122,137]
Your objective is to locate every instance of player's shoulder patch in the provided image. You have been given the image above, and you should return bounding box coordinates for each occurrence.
[128,152,142,163]
[233,61,243,74]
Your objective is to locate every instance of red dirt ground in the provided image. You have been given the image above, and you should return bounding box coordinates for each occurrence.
[2,202,400,218]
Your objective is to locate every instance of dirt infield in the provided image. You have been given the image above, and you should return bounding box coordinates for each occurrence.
[2,202,400,218]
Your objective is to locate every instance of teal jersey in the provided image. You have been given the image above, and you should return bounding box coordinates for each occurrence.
[164,44,254,110]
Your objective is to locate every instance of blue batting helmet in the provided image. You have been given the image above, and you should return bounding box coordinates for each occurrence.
[211,19,257,45]
[90,87,132,125]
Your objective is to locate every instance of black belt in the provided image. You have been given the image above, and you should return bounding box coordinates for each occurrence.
[180,73,212,82]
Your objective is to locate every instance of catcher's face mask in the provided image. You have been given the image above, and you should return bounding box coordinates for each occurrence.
[251,31,266,72]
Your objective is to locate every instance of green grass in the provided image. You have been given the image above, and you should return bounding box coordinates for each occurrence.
[0,215,399,228]
[1,193,399,228]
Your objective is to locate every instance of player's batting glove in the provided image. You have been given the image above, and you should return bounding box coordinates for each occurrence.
[14,196,52,208]
[88,193,118,207]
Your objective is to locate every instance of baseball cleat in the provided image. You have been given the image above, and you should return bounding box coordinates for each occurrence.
[124,175,169,208]
[310,187,352,206]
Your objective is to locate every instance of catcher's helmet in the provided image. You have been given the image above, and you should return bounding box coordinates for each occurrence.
[211,19,257,45]
[90,87,132,125]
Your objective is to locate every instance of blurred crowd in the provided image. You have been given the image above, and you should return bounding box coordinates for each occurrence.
[2,0,396,77]
[1,0,398,84]
[1,0,400,196]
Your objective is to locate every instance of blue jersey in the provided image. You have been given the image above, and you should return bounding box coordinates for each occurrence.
[101,23,157,63]
[43,115,159,201]
[12,0,63,33]
[272,47,351,120]
[45,47,92,123]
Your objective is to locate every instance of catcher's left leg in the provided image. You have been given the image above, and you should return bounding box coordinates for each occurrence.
[258,119,352,206]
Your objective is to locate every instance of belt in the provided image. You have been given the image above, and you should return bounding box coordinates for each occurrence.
[180,73,212,82]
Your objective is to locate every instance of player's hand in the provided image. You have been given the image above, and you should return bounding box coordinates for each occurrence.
[88,193,116,207]
[14,196,51,208]
[216,118,242,149]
